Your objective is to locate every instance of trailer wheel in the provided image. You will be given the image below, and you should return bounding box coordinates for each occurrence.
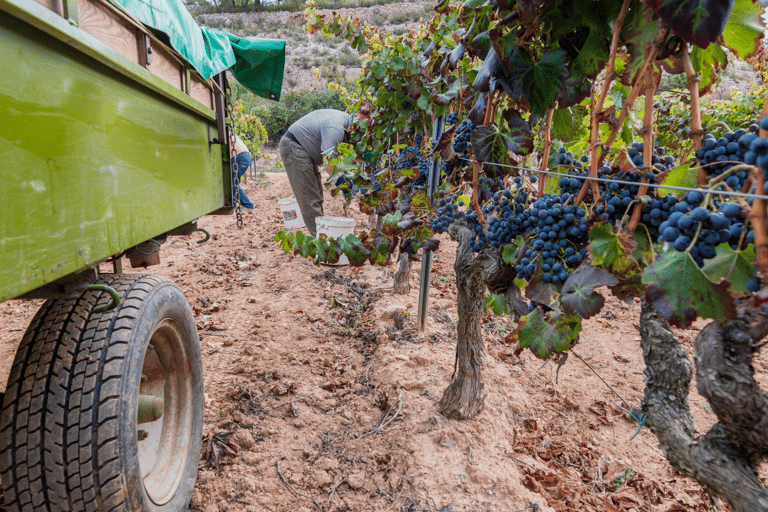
[0,274,203,512]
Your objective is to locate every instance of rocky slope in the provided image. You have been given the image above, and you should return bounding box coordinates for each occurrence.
[192,2,433,93]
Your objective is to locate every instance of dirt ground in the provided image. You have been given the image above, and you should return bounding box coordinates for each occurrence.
[1,171,767,512]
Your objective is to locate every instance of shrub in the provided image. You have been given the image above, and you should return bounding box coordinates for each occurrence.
[231,84,347,145]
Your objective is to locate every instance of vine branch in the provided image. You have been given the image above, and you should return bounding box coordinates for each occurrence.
[682,48,707,186]
[752,95,768,283]
[538,106,556,198]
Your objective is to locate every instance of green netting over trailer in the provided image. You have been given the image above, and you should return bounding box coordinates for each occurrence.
[111,0,285,99]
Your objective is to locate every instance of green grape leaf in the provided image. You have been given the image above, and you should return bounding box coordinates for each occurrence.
[722,0,765,60]
[589,224,633,274]
[517,307,582,359]
[690,44,728,91]
[658,162,698,196]
[295,231,318,259]
[315,235,344,265]
[551,108,581,141]
[560,267,619,319]
[702,243,757,295]
[274,229,296,253]
[642,249,737,328]
[338,234,371,267]
[544,167,568,195]
[502,237,523,264]
[484,293,510,316]
[471,125,525,177]
[370,242,390,265]
[382,211,403,235]
[508,48,569,117]
[632,228,655,267]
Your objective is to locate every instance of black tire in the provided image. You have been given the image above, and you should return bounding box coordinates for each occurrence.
[0,274,203,512]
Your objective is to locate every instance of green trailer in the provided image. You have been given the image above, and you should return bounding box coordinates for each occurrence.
[0,0,283,508]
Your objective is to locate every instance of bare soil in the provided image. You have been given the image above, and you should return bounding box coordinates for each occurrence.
[1,172,766,512]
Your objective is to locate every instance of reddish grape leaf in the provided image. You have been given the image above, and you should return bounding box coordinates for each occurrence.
[468,92,487,125]
[641,249,737,328]
[560,267,619,319]
[525,265,559,308]
[337,234,371,267]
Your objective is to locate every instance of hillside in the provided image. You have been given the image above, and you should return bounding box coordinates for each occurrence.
[191,2,433,93]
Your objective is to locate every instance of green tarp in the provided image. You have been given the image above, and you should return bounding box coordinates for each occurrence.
[110,0,285,100]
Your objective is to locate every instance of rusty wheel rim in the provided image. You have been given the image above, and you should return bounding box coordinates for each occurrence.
[137,318,194,505]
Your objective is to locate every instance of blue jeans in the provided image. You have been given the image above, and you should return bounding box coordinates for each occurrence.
[233,151,254,209]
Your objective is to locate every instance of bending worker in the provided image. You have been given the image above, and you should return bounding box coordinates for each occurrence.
[279,109,356,236]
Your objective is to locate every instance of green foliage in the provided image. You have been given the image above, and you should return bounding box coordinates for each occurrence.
[232,84,347,144]
[614,467,633,490]
[297,0,766,368]
[702,243,757,295]
[483,293,511,316]
[517,306,582,360]
[232,101,267,157]
[273,229,390,266]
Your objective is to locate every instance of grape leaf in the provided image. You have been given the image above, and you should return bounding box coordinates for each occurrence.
[468,91,487,125]
[338,234,371,267]
[274,229,296,253]
[702,243,756,295]
[294,231,317,259]
[382,211,403,235]
[525,267,560,308]
[589,224,633,274]
[471,46,500,93]
[484,293,510,316]
[642,249,737,328]
[658,162,698,196]
[721,0,765,60]
[471,125,527,177]
[517,307,582,359]
[502,237,524,264]
[544,167,568,196]
[500,109,534,157]
[508,48,569,117]
[690,44,727,92]
[560,267,619,319]
[657,0,734,49]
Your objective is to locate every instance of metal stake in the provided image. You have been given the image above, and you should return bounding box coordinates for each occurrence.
[417,115,444,331]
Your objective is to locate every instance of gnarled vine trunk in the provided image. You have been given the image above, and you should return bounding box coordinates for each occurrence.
[393,252,411,294]
[480,247,528,320]
[640,302,768,511]
[439,223,486,419]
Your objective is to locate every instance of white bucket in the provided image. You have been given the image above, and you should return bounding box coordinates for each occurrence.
[278,196,305,229]
[316,216,356,265]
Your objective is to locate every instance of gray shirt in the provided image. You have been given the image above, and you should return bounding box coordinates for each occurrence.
[288,109,354,167]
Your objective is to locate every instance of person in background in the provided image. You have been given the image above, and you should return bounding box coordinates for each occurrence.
[233,133,255,210]
[279,108,366,236]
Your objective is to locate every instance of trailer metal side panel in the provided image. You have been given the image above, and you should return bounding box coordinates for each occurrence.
[0,0,231,301]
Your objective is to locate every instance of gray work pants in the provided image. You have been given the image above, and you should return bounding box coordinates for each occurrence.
[279,136,324,236]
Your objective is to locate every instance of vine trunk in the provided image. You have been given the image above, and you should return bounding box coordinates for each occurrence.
[439,223,486,419]
[640,302,768,511]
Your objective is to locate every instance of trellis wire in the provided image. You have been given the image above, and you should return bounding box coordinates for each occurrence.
[454,156,768,201]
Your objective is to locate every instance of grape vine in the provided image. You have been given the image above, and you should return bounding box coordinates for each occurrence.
[274,2,768,507]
